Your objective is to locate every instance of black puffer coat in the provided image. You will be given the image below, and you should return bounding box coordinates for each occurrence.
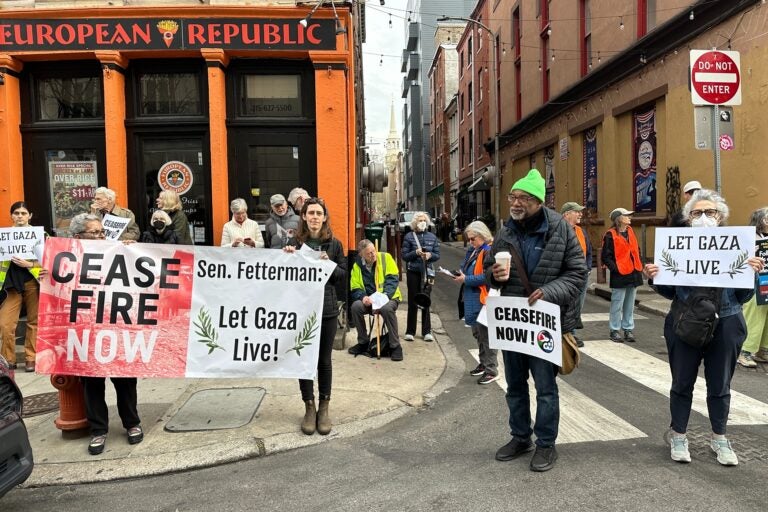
[287,237,347,319]
[601,229,644,289]
[484,208,588,333]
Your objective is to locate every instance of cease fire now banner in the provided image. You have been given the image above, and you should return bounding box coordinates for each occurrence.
[36,238,335,379]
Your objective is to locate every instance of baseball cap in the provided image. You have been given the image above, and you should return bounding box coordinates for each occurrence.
[610,208,634,221]
[683,180,702,194]
[270,194,286,206]
[560,202,586,214]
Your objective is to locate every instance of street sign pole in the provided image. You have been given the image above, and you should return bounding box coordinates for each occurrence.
[713,104,721,193]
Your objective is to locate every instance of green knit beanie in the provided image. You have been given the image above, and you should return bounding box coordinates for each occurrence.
[510,169,545,202]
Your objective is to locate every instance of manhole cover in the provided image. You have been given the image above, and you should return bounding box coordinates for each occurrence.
[23,392,60,418]
[165,387,265,432]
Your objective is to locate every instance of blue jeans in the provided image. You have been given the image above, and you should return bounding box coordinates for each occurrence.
[502,350,559,447]
[609,286,637,331]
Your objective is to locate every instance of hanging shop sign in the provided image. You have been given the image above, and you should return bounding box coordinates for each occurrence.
[0,18,336,51]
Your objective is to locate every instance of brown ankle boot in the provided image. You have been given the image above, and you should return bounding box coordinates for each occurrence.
[301,400,316,435]
[316,399,331,435]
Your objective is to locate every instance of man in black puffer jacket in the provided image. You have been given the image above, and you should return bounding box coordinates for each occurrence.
[485,169,587,473]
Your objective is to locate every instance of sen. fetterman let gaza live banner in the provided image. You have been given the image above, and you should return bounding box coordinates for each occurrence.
[36,238,335,379]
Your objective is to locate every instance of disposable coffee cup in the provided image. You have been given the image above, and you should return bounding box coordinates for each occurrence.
[495,251,511,272]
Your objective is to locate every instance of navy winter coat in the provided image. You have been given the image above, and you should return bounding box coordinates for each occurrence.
[401,230,440,273]
[461,244,491,326]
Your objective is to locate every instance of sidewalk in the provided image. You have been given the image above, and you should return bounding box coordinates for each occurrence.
[15,307,462,487]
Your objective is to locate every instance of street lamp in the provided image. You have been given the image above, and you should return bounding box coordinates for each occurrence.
[437,15,501,225]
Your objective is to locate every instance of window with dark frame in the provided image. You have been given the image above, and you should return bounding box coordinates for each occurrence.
[36,76,103,121]
[138,72,202,116]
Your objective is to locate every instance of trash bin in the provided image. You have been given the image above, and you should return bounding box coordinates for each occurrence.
[364,223,384,246]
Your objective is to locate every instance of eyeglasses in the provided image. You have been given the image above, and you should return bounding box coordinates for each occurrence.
[507,193,536,204]
[689,209,719,219]
[80,230,106,237]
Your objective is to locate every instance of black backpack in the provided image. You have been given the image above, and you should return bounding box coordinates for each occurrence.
[366,331,391,358]
[672,287,723,349]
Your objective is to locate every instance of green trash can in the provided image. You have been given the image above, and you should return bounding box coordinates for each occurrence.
[364,224,384,246]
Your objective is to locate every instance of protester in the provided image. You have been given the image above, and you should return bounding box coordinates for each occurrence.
[439,212,451,242]
[287,187,310,215]
[283,198,346,436]
[737,206,768,368]
[601,207,643,343]
[348,239,403,361]
[139,210,179,244]
[454,221,498,384]
[156,190,193,245]
[402,211,440,342]
[90,186,140,241]
[264,194,300,249]
[561,202,592,347]
[669,180,702,227]
[0,202,44,372]
[69,213,143,455]
[643,189,764,465]
[220,198,264,248]
[485,169,587,472]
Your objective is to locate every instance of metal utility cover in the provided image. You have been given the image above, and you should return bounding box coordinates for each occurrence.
[165,387,265,432]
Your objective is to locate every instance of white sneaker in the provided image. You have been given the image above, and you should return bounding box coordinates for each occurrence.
[710,437,739,466]
[666,429,691,463]
[737,352,757,368]
[404,334,414,341]
[423,333,434,342]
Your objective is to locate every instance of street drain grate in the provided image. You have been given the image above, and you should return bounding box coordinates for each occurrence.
[165,387,266,432]
[23,392,60,418]
[686,425,768,463]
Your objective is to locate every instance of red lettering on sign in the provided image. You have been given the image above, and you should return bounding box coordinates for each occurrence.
[13,25,33,45]
[207,24,222,44]
[133,24,151,45]
[0,25,10,45]
[188,24,204,44]
[223,23,239,44]
[241,24,259,44]
[306,24,320,44]
[283,24,295,45]
[264,23,279,44]
[36,24,54,45]
[110,24,131,45]
[295,24,305,44]
[96,24,109,44]
[77,23,94,44]
[55,24,76,45]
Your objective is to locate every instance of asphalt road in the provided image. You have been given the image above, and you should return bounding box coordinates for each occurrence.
[4,242,766,511]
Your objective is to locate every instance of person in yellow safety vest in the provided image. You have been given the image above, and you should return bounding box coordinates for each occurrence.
[601,208,644,343]
[560,202,593,347]
[348,239,403,361]
[0,201,46,372]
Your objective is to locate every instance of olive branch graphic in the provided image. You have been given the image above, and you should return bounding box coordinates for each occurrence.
[288,312,319,356]
[193,308,224,354]
[660,249,681,276]
[726,251,749,278]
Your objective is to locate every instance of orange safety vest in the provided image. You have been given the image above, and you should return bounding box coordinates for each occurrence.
[608,227,642,275]
[473,247,489,304]
[574,225,587,257]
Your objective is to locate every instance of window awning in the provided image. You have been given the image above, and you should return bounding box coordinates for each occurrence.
[467,174,490,192]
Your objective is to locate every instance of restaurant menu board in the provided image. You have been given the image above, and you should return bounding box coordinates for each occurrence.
[49,161,98,237]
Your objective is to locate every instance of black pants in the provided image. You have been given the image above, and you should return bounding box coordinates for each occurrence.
[299,316,337,401]
[406,270,431,336]
[82,377,141,436]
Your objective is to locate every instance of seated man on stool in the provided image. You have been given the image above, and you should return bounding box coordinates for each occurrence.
[348,239,403,361]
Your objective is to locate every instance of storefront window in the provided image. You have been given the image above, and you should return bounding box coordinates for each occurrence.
[139,72,201,116]
[47,149,99,237]
[37,77,103,120]
[241,75,301,117]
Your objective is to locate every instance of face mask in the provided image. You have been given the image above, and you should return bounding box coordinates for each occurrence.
[153,221,166,230]
[417,221,427,231]
[691,215,718,228]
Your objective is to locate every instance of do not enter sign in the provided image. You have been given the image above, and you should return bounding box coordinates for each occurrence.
[690,50,741,106]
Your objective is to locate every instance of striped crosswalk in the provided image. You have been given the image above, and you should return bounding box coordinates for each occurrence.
[469,340,768,445]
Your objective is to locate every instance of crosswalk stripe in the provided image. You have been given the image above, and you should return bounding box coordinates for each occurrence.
[580,340,768,425]
[468,349,646,444]
[580,313,647,322]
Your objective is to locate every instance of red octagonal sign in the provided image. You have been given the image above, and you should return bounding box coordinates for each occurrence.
[690,50,741,106]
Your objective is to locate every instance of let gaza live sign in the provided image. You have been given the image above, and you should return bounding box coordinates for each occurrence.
[690,50,741,106]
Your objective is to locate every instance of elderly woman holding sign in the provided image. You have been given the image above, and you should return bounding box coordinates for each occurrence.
[283,198,346,436]
[69,213,144,456]
[0,201,44,372]
[644,189,764,466]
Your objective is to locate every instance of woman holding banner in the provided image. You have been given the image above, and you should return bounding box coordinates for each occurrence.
[0,201,44,372]
[644,190,764,466]
[737,206,768,368]
[284,198,347,436]
[69,213,144,455]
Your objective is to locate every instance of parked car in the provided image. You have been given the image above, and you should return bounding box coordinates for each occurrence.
[0,355,33,498]
[397,211,436,234]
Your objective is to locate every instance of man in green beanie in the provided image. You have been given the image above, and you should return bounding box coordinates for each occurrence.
[484,168,588,472]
